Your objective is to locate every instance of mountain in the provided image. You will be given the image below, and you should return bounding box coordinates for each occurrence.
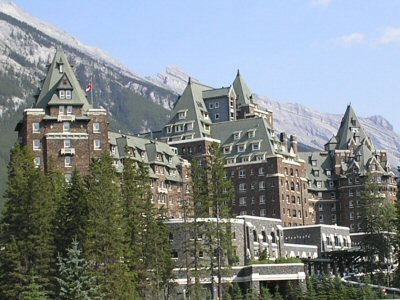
[0,2,398,208]
[150,67,400,168]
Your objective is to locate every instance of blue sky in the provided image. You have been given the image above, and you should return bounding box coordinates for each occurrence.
[11,0,400,131]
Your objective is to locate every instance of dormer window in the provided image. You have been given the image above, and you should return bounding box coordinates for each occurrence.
[156,153,163,161]
[233,131,241,140]
[223,146,231,154]
[65,90,72,100]
[178,111,187,120]
[59,63,63,73]
[248,130,255,138]
[237,144,245,152]
[175,124,184,133]
[187,123,193,131]
[252,142,260,151]
[166,126,172,134]
[59,90,66,99]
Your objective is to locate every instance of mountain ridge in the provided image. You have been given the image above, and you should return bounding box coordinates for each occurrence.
[0,2,398,210]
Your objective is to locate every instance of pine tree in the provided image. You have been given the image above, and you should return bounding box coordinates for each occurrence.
[357,276,376,300]
[0,145,58,298]
[84,152,136,299]
[56,239,103,300]
[261,287,273,300]
[361,173,396,272]
[232,282,243,300]
[21,277,47,300]
[54,170,88,257]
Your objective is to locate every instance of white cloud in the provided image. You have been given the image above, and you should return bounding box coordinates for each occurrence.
[378,26,400,45]
[332,32,366,47]
[309,0,332,8]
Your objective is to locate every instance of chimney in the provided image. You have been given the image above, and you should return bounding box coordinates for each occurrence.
[290,135,298,154]
[280,132,288,151]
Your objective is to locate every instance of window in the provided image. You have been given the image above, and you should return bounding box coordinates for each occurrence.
[350,212,354,220]
[240,211,247,216]
[178,111,186,119]
[58,63,63,73]
[349,189,353,197]
[33,139,41,150]
[239,197,246,206]
[252,142,260,151]
[233,132,241,140]
[349,200,354,208]
[311,160,317,166]
[67,105,73,114]
[259,195,266,204]
[215,113,220,120]
[59,106,65,115]
[319,215,324,223]
[63,122,70,133]
[175,124,184,132]
[314,170,320,177]
[65,90,72,99]
[223,146,231,154]
[326,170,332,176]
[239,183,247,192]
[237,144,245,152]
[331,203,336,211]
[166,126,172,134]
[329,180,334,188]
[208,103,214,109]
[59,90,65,99]
[34,157,40,167]
[318,203,323,211]
[248,130,255,138]
[258,167,265,176]
[32,122,40,133]
[65,173,72,183]
[316,181,322,188]
[259,181,265,191]
[239,169,246,178]
[64,139,71,148]
[93,122,100,133]
[260,209,266,217]
[187,123,193,131]
[215,102,219,108]
[65,156,72,167]
[94,139,101,150]
[298,210,302,218]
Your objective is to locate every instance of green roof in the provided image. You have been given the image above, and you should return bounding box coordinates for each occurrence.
[203,87,230,99]
[232,70,254,107]
[35,48,91,113]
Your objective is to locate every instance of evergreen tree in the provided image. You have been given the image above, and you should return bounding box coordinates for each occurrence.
[272,285,284,300]
[21,277,47,300]
[261,287,273,300]
[361,173,396,273]
[121,158,173,298]
[357,276,375,300]
[54,170,88,257]
[305,275,317,300]
[0,145,58,298]
[56,239,103,300]
[84,152,136,299]
[232,282,243,300]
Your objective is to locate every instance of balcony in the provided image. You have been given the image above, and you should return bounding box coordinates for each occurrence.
[158,187,168,194]
[60,148,75,155]
[58,114,75,122]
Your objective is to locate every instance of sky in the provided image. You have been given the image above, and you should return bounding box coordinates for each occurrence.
[10,0,400,131]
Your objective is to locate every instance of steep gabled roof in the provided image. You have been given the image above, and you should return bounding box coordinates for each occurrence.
[211,117,276,160]
[335,105,371,150]
[232,70,255,107]
[164,80,212,139]
[35,48,91,112]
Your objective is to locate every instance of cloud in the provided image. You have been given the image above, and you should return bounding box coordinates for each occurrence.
[332,32,366,47]
[378,26,400,45]
[309,0,332,8]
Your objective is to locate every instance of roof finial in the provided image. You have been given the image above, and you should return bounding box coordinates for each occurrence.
[188,77,191,85]
[237,69,240,76]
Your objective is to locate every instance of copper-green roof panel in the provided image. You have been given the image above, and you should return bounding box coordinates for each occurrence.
[35,48,91,113]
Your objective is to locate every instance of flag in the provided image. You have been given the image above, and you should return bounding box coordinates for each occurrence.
[85,81,93,93]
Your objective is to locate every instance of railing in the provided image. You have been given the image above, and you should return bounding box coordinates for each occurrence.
[58,114,75,122]
[60,148,75,155]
